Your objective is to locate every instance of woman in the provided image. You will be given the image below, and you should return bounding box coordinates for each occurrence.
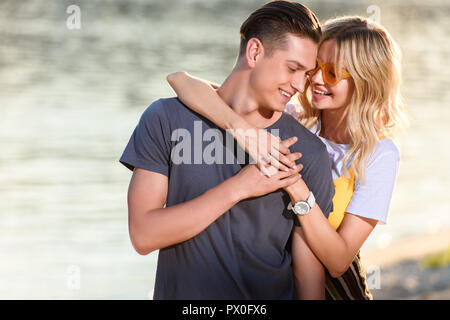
[166,16,407,299]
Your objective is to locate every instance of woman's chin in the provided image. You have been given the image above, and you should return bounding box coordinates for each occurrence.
[311,102,329,110]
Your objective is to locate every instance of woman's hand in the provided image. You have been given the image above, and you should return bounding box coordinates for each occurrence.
[232,162,303,200]
[231,127,300,176]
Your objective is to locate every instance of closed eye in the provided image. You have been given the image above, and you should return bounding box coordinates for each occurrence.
[288,67,296,73]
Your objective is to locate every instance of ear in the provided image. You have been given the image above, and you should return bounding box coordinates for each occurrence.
[245,38,265,68]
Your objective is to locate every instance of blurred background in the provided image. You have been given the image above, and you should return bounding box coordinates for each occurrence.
[0,0,449,299]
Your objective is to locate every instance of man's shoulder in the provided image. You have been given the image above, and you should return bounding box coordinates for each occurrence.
[142,97,206,124]
[279,113,327,156]
[142,97,182,117]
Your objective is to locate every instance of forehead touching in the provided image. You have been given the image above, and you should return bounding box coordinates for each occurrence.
[318,39,337,63]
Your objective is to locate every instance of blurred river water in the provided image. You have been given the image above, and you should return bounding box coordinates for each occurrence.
[0,0,449,299]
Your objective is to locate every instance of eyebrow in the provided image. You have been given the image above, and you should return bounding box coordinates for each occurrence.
[286,60,315,71]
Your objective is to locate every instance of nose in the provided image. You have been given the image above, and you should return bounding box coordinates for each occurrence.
[291,73,307,94]
[310,68,325,85]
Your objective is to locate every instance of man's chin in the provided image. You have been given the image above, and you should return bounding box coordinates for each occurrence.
[274,102,288,112]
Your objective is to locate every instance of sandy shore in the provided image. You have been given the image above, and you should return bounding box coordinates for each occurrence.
[360,230,450,299]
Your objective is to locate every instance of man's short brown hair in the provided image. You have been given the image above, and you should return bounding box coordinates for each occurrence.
[239,1,321,58]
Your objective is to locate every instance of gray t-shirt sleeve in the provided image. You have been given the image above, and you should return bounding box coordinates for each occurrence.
[310,147,335,218]
[119,99,171,177]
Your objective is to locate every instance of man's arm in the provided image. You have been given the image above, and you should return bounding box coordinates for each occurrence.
[128,168,241,255]
[128,165,303,255]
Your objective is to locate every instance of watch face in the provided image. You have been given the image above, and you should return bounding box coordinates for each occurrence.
[294,202,309,215]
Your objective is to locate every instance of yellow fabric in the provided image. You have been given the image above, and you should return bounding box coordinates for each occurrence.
[325,164,374,300]
[328,168,355,230]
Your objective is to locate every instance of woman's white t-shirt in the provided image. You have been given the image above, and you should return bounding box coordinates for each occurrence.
[285,104,400,224]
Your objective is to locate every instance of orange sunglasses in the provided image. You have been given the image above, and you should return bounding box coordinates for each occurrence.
[306,58,352,86]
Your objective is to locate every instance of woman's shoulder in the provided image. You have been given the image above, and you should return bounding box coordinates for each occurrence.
[367,137,400,168]
[374,138,400,157]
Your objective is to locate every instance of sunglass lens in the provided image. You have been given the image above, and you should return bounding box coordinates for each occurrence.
[324,65,338,86]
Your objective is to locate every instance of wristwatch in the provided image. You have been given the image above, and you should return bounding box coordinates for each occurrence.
[287,192,315,216]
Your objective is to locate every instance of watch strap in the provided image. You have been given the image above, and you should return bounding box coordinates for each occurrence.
[306,192,315,208]
[287,192,315,211]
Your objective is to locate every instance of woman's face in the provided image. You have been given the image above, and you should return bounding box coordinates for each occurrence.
[309,39,354,111]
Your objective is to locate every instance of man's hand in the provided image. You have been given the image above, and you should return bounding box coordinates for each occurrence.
[233,163,303,200]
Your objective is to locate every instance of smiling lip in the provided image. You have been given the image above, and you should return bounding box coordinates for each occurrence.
[312,88,332,96]
[312,86,332,102]
[312,87,332,102]
[279,89,293,102]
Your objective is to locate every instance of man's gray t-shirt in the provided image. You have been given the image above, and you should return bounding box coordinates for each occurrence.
[120,97,335,300]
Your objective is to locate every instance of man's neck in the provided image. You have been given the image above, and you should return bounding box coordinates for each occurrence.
[216,69,282,129]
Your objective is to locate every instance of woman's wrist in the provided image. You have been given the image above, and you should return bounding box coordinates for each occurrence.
[285,179,310,203]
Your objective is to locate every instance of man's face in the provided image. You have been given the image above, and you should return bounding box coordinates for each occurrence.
[249,34,318,112]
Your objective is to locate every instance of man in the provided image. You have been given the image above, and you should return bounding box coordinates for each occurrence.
[119,1,334,299]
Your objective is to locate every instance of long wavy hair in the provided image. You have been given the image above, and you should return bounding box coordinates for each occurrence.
[297,16,408,183]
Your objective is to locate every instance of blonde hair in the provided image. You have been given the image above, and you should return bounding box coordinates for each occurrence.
[298,16,408,183]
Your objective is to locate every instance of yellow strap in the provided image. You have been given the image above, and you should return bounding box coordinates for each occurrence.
[327,135,387,229]
[328,168,355,230]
